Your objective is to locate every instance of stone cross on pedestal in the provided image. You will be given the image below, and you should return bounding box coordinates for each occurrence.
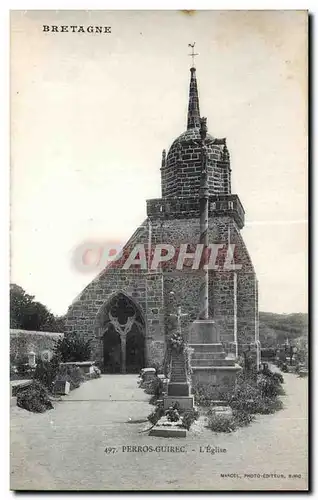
[170,306,188,334]
[164,306,194,410]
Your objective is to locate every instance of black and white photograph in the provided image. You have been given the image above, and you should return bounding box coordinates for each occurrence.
[9,9,308,491]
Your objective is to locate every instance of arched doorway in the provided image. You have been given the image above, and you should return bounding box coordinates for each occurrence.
[101,292,145,374]
[103,326,121,373]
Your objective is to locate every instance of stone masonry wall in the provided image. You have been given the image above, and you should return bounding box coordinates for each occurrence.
[162,130,231,198]
[66,220,166,367]
[150,215,257,349]
[66,208,258,367]
[10,329,63,361]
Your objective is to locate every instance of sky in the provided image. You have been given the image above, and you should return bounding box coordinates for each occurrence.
[10,10,308,315]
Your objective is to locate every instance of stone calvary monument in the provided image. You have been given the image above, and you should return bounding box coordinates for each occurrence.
[65,50,260,382]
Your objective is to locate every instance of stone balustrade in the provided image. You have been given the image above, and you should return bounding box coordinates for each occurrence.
[147,194,245,228]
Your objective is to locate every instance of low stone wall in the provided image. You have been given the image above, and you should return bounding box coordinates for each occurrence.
[10,329,64,361]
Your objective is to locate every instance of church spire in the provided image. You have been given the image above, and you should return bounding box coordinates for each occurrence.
[187,67,201,130]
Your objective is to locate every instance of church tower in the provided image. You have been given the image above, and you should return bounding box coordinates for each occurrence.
[65,62,260,375]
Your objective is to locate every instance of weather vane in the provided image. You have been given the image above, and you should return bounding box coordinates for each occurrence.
[188,42,199,68]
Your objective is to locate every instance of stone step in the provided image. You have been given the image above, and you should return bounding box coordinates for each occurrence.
[191,351,226,360]
[192,365,242,373]
[170,376,187,381]
[192,358,235,367]
[189,343,224,353]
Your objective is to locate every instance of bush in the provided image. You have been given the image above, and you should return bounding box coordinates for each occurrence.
[16,380,54,413]
[232,409,255,427]
[219,368,285,416]
[92,366,101,379]
[33,356,60,391]
[14,354,32,379]
[55,365,85,391]
[207,412,236,433]
[148,402,164,425]
[207,408,255,433]
[272,372,284,384]
[149,362,163,374]
[257,374,284,398]
[253,396,284,414]
[224,379,261,413]
[261,348,277,360]
[54,333,92,362]
[203,366,285,433]
[143,376,164,400]
[181,408,199,430]
[192,382,216,407]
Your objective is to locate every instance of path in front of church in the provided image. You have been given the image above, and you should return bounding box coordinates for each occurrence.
[10,369,308,491]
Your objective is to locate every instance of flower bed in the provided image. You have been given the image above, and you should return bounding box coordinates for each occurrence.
[147,401,199,431]
[194,367,285,433]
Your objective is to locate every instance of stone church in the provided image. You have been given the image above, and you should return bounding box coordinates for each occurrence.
[65,65,260,374]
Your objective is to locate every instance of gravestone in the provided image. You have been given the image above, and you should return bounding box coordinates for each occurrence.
[54,380,70,395]
[28,351,36,368]
[140,367,156,383]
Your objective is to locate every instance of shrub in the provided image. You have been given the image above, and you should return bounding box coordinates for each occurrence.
[16,380,53,413]
[272,372,284,384]
[207,408,255,433]
[220,367,285,415]
[33,356,61,391]
[149,361,163,374]
[55,365,85,390]
[261,348,277,360]
[192,382,216,407]
[232,409,255,427]
[207,412,236,433]
[54,333,92,362]
[224,379,260,413]
[197,366,285,433]
[181,408,199,430]
[257,374,284,398]
[253,396,284,414]
[92,366,101,379]
[14,354,32,379]
[148,402,164,425]
[143,376,164,400]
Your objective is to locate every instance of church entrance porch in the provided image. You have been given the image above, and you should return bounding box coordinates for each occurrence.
[98,292,145,374]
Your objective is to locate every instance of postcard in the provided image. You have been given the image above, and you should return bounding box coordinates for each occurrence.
[10,10,308,491]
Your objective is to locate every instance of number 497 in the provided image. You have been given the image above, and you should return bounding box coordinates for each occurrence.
[104,447,117,454]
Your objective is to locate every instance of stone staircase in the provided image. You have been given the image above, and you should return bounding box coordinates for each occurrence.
[189,320,242,388]
[190,343,234,367]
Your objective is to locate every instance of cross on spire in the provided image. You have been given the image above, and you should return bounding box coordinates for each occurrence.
[187,49,201,129]
[188,42,199,68]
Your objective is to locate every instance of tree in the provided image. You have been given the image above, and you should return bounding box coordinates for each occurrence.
[259,312,308,347]
[54,333,92,362]
[10,283,65,332]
